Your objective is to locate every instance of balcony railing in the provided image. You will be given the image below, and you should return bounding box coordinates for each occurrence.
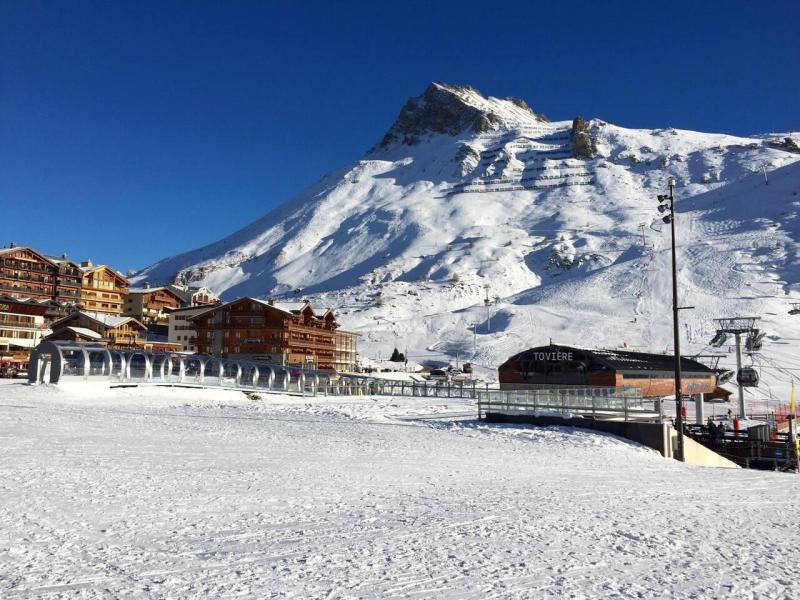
[0,283,51,295]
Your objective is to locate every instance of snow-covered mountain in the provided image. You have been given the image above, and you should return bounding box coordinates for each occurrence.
[136,82,800,402]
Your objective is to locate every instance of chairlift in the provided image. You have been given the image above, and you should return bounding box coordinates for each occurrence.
[744,329,766,352]
[736,367,759,387]
[709,331,729,348]
[716,369,735,385]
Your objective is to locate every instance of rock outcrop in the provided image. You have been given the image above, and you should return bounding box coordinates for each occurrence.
[571,116,598,158]
[377,82,543,149]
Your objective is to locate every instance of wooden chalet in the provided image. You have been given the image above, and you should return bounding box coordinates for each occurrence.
[498,344,717,397]
[189,298,358,371]
[166,284,220,307]
[0,244,82,306]
[124,285,185,325]
[47,311,147,349]
[79,262,130,315]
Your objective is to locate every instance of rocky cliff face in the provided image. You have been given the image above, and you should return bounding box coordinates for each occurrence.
[376,82,541,148]
[571,116,598,158]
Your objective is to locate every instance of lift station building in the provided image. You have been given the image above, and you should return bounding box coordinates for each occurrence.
[498,344,717,398]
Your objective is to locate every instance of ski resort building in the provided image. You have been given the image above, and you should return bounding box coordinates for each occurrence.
[47,311,148,349]
[164,285,220,307]
[167,305,216,352]
[79,262,130,316]
[189,298,358,371]
[498,344,717,397]
[0,296,50,352]
[124,285,184,325]
[0,244,82,306]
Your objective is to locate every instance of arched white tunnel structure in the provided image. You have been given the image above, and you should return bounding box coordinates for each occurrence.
[26,341,385,396]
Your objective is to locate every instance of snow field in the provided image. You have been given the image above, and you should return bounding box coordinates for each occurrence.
[1,380,799,598]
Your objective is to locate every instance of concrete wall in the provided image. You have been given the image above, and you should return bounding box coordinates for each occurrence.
[484,412,739,469]
[671,433,740,469]
[485,413,671,455]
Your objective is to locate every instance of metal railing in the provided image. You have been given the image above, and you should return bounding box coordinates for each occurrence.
[476,387,663,423]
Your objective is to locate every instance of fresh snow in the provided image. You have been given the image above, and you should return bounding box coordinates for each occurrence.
[1,380,799,598]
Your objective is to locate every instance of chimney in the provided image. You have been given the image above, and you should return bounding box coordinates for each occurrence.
[80,260,93,268]
[268,298,275,305]
[9,242,15,248]
[62,253,68,259]
[143,282,150,289]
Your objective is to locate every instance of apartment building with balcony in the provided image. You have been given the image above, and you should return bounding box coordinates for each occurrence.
[0,244,82,306]
[167,304,216,352]
[189,298,358,371]
[124,285,184,325]
[79,262,130,315]
[0,295,49,352]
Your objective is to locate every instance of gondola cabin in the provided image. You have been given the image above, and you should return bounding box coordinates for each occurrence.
[498,344,717,398]
[736,367,759,387]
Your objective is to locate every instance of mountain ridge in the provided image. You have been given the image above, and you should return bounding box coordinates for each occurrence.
[134,82,800,400]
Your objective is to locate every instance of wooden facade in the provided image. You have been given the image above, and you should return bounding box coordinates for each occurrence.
[80,263,130,315]
[166,285,220,307]
[0,245,82,305]
[190,298,358,371]
[48,311,147,349]
[498,344,717,398]
[124,286,185,325]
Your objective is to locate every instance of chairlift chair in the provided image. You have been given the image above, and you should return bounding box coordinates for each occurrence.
[716,369,735,385]
[745,330,766,352]
[736,367,759,387]
[709,331,729,348]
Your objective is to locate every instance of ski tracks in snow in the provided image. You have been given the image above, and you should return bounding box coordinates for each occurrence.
[1,384,799,598]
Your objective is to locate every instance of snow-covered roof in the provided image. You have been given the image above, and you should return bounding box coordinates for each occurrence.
[52,311,146,331]
[66,326,104,340]
[79,264,129,280]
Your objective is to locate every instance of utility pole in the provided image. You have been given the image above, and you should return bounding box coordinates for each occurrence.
[659,176,684,461]
[483,284,492,333]
[734,332,744,417]
[472,322,477,358]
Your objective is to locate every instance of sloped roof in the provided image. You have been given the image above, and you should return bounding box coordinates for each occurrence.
[165,285,193,303]
[128,286,185,302]
[52,311,146,331]
[80,264,130,283]
[65,326,104,340]
[590,347,713,374]
[504,344,714,375]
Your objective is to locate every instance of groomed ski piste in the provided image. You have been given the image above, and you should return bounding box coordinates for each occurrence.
[2,379,798,598]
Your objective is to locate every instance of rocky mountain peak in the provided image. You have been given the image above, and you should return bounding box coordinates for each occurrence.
[376,82,542,149]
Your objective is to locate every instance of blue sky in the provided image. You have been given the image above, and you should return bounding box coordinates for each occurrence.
[1,0,798,273]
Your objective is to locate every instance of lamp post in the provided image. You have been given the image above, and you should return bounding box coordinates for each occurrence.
[659,176,684,461]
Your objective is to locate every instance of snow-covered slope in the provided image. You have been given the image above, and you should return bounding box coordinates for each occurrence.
[136,83,800,401]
